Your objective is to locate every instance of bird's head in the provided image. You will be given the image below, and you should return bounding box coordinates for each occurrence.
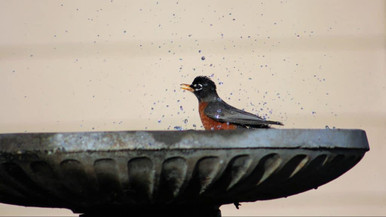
[180,76,219,101]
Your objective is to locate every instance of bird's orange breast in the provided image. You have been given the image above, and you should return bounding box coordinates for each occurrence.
[198,102,237,130]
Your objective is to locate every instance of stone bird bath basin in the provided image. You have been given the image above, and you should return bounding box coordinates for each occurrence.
[0,129,369,216]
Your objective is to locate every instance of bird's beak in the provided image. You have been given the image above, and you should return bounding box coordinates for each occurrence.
[180,83,194,92]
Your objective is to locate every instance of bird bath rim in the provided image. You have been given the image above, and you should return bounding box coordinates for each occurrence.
[0,129,369,152]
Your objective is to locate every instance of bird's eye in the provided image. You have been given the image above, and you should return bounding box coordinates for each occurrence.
[193,83,203,91]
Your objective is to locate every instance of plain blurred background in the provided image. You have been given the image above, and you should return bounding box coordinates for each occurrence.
[0,0,385,215]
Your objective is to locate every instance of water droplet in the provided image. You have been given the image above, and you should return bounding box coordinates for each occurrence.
[174,126,183,130]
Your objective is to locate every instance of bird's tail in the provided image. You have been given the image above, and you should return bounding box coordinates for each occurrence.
[264,120,283,126]
[247,120,283,129]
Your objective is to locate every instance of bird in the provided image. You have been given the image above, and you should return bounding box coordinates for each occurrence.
[180,76,283,130]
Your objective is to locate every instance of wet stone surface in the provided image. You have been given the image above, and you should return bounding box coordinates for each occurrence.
[0,129,369,216]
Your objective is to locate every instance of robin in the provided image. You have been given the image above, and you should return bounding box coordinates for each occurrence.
[180,76,283,130]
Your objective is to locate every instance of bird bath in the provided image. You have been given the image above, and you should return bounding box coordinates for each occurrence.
[0,129,369,216]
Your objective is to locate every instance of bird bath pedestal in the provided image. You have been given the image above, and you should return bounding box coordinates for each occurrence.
[0,129,369,216]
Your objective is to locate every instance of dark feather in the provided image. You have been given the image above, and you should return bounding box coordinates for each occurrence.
[204,100,283,128]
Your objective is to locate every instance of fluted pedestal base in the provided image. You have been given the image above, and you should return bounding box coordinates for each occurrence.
[79,205,221,217]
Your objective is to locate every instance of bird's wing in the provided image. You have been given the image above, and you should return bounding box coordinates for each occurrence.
[204,101,283,127]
